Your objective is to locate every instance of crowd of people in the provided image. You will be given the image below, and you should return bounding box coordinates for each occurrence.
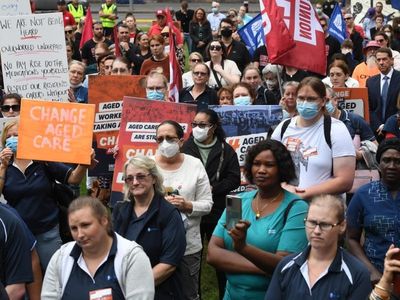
[1,0,400,299]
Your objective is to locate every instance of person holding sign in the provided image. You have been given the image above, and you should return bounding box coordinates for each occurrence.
[0,119,96,271]
[42,196,154,300]
[113,156,186,299]
[207,139,308,300]
[154,120,213,300]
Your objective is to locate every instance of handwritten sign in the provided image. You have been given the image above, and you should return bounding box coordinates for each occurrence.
[333,88,369,122]
[17,99,95,164]
[0,13,69,100]
[0,0,31,16]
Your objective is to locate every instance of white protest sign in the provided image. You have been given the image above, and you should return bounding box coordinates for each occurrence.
[0,0,31,16]
[0,13,69,101]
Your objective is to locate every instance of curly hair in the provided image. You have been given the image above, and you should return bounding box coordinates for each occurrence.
[244,139,296,184]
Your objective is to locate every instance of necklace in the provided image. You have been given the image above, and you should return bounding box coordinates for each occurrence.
[255,191,282,220]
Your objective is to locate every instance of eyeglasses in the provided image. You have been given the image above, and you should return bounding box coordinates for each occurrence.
[1,105,20,112]
[154,136,179,144]
[210,45,222,51]
[191,122,212,128]
[123,174,152,183]
[65,30,73,34]
[191,58,201,63]
[304,219,342,231]
[193,71,208,77]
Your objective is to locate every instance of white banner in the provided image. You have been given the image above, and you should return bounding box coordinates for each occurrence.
[0,0,31,16]
[0,13,69,101]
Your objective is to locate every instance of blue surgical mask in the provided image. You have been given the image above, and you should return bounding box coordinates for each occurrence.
[234,96,251,106]
[5,136,18,153]
[212,7,218,14]
[325,101,336,115]
[296,100,320,120]
[146,90,165,101]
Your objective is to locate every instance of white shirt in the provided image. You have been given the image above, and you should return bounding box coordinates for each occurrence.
[207,12,226,31]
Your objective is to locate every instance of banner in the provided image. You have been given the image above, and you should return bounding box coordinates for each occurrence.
[0,0,31,16]
[237,13,264,57]
[0,13,69,100]
[88,75,146,177]
[333,87,369,121]
[260,0,327,75]
[211,105,283,192]
[111,98,197,204]
[392,0,400,10]
[79,6,93,49]
[328,4,346,44]
[17,99,95,164]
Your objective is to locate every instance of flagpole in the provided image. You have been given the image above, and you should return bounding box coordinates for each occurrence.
[275,65,283,99]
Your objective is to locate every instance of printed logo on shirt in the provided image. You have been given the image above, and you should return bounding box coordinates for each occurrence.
[285,137,319,172]
[89,288,112,300]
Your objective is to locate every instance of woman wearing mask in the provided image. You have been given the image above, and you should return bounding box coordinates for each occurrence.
[231,82,256,106]
[179,62,218,110]
[280,81,298,119]
[205,40,241,90]
[242,65,278,105]
[262,64,282,103]
[271,77,356,200]
[182,52,204,88]
[144,70,168,101]
[189,8,212,57]
[0,120,95,270]
[182,109,241,299]
[154,120,213,300]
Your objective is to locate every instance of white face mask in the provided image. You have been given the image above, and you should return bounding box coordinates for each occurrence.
[192,126,211,142]
[158,140,180,158]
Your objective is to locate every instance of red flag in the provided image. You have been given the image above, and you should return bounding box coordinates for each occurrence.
[79,6,93,50]
[165,8,182,102]
[113,25,122,57]
[260,0,327,75]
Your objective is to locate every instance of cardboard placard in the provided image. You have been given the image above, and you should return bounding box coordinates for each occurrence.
[333,88,369,122]
[17,99,95,164]
[0,0,31,16]
[0,13,69,100]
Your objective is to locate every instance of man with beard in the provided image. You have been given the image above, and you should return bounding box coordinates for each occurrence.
[219,18,250,73]
[81,21,112,66]
[116,24,143,74]
[352,41,381,87]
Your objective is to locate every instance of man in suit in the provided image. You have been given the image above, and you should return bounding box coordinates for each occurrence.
[366,47,400,137]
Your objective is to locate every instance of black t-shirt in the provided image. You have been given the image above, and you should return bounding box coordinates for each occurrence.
[282,69,309,83]
[322,0,336,17]
[175,9,194,33]
[81,38,113,65]
[225,40,251,73]
[179,86,218,110]
[252,45,269,73]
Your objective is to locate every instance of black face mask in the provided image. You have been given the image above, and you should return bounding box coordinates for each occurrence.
[221,28,232,38]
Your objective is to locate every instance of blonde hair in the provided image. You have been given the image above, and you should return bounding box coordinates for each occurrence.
[309,194,346,222]
[1,119,19,147]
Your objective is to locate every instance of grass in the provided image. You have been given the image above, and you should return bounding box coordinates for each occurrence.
[201,242,219,300]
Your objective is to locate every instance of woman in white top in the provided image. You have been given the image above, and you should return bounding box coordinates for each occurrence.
[205,40,241,89]
[182,52,204,88]
[322,60,359,88]
[271,77,356,200]
[154,120,213,300]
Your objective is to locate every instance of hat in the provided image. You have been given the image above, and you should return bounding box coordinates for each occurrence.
[57,0,66,5]
[156,9,166,17]
[367,7,376,17]
[363,40,380,53]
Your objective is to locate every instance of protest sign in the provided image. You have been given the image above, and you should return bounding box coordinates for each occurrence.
[333,88,369,122]
[88,75,146,177]
[0,13,69,100]
[211,105,283,192]
[0,0,31,16]
[110,97,196,205]
[17,99,95,164]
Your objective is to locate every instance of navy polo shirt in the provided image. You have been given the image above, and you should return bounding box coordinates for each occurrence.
[179,85,218,111]
[339,109,376,141]
[3,161,71,234]
[62,235,124,300]
[0,205,33,286]
[265,246,371,300]
[383,114,400,138]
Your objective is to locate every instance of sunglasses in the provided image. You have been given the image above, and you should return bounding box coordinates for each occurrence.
[344,17,352,20]
[161,32,169,38]
[154,136,179,144]
[65,30,73,34]
[123,174,151,183]
[193,71,207,77]
[1,105,20,112]
[191,58,201,63]
[210,45,222,51]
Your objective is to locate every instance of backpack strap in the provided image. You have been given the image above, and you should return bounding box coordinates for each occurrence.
[283,199,306,225]
[280,118,292,140]
[323,114,332,149]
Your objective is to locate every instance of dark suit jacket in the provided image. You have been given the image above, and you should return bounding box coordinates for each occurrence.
[366,69,400,133]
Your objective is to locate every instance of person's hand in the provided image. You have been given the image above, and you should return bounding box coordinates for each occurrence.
[88,148,98,169]
[0,148,13,167]
[281,182,297,194]
[355,149,364,161]
[68,88,77,103]
[381,244,400,285]
[371,268,383,285]
[120,41,130,51]
[229,220,251,252]
[213,63,224,74]
[232,32,240,41]
[107,144,119,158]
[198,41,205,47]
[376,124,384,136]
[165,195,192,213]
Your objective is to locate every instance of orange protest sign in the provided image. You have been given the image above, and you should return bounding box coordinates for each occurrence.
[17,99,95,164]
[333,88,370,122]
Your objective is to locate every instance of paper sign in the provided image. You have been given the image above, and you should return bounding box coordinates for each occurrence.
[333,88,369,122]
[17,99,95,164]
[0,0,31,16]
[0,13,69,100]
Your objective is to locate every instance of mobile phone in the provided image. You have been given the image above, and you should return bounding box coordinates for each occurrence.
[393,252,400,294]
[225,195,242,230]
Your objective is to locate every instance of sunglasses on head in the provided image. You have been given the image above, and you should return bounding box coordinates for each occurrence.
[210,45,222,51]
[1,105,20,112]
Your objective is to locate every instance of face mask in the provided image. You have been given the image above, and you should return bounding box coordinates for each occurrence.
[234,96,252,106]
[158,140,180,158]
[221,28,233,38]
[146,90,165,101]
[282,110,290,120]
[315,8,322,13]
[266,80,277,90]
[192,126,211,142]
[212,7,218,14]
[325,101,336,115]
[5,136,18,153]
[296,100,320,120]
